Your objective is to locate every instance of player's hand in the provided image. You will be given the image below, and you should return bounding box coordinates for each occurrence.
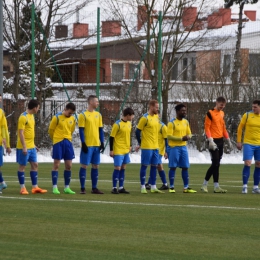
[236,142,242,150]
[226,138,233,150]
[81,142,88,153]
[164,152,168,160]
[135,145,140,152]
[22,147,27,155]
[182,136,189,141]
[35,146,40,152]
[208,138,218,151]
[6,147,11,155]
[109,151,114,157]
[99,142,105,153]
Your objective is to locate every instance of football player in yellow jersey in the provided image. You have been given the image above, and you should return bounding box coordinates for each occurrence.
[167,104,196,193]
[78,95,104,194]
[48,102,76,195]
[237,100,260,194]
[16,99,47,195]
[110,107,134,194]
[135,100,163,194]
[145,119,169,191]
[0,103,11,194]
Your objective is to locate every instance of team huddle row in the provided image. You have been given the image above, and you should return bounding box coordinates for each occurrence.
[0,96,259,195]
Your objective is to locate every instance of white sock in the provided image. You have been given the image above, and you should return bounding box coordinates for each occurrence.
[141,185,145,189]
[151,185,156,189]
[65,185,69,189]
[243,184,247,188]
[203,180,208,185]
[32,185,37,188]
[119,186,123,190]
[20,184,25,188]
[214,182,219,188]
[53,185,57,189]
[164,183,168,186]
[253,185,258,189]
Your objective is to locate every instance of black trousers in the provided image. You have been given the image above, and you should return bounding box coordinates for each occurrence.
[205,138,224,183]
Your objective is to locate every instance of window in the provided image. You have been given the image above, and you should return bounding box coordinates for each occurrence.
[191,57,196,81]
[182,58,188,81]
[171,58,178,80]
[249,54,260,77]
[223,54,231,77]
[52,64,78,83]
[112,63,124,82]
[129,64,139,79]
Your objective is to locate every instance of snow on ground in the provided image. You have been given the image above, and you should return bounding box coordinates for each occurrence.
[3,148,246,164]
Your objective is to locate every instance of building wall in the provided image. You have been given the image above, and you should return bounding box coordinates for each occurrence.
[196,50,221,82]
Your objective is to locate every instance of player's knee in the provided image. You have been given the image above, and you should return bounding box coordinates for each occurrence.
[157,164,163,171]
[244,160,252,167]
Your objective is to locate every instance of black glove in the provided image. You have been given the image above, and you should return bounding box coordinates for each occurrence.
[81,142,88,153]
[99,142,105,153]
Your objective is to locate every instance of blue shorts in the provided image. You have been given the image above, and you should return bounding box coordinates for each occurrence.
[16,148,37,166]
[80,146,100,165]
[243,144,260,161]
[141,149,159,165]
[168,146,190,168]
[52,139,75,161]
[158,154,163,165]
[114,153,130,167]
[0,146,3,167]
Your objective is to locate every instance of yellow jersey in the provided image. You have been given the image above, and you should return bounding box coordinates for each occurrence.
[17,112,35,149]
[78,110,103,147]
[237,111,260,145]
[158,122,167,156]
[110,119,132,155]
[167,118,191,147]
[48,112,76,145]
[137,113,159,149]
[0,109,9,146]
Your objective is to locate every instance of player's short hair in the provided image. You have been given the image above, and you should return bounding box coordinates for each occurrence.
[148,99,158,107]
[175,103,186,111]
[28,99,40,110]
[123,107,134,116]
[65,102,76,112]
[88,95,98,103]
[252,100,260,106]
[216,96,226,103]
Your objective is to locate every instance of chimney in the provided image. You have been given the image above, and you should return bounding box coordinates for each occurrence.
[182,7,197,28]
[219,8,231,26]
[137,5,147,31]
[73,23,89,38]
[102,21,121,37]
[244,10,256,21]
[207,13,222,29]
[55,25,68,38]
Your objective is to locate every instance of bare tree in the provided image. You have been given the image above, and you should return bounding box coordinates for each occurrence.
[103,0,231,123]
[224,0,259,100]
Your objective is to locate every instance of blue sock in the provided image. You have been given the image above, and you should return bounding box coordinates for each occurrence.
[52,171,58,185]
[64,170,71,186]
[0,172,4,182]
[159,170,167,184]
[30,171,38,186]
[112,169,120,187]
[79,167,86,189]
[91,168,98,189]
[150,165,157,185]
[169,169,176,187]
[18,171,25,185]
[119,169,125,187]
[253,167,260,186]
[140,165,147,185]
[242,165,250,185]
[182,169,189,188]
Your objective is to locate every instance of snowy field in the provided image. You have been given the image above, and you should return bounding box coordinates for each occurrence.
[3,147,245,164]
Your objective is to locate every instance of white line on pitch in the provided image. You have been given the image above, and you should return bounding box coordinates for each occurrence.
[0,196,259,211]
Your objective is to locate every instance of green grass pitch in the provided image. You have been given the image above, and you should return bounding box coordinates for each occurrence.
[0,163,259,260]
